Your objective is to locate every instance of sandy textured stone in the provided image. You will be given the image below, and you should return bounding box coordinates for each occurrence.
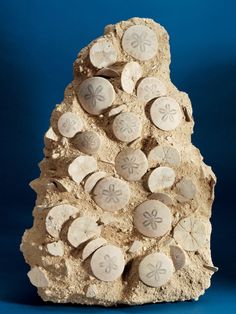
[21,18,216,306]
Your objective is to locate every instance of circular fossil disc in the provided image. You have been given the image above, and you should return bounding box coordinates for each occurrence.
[93,176,130,211]
[115,148,148,181]
[139,252,174,287]
[134,200,172,237]
[112,112,142,142]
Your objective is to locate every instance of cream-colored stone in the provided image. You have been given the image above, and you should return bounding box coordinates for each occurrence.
[47,240,64,257]
[150,97,183,131]
[122,25,158,61]
[77,77,115,115]
[138,253,174,287]
[129,240,143,253]
[68,155,97,184]
[73,131,101,155]
[148,166,176,192]
[90,245,125,281]
[121,62,142,94]
[82,237,107,260]
[21,18,216,306]
[27,267,49,288]
[84,171,107,193]
[45,127,58,141]
[173,217,207,251]
[170,245,186,270]
[86,284,98,298]
[137,77,167,103]
[115,148,148,181]
[89,39,117,69]
[134,200,172,237]
[112,112,142,142]
[67,216,101,247]
[45,204,79,238]
[93,176,130,211]
[57,112,83,138]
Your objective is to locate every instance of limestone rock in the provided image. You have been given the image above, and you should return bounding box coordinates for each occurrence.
[21,17,216,306]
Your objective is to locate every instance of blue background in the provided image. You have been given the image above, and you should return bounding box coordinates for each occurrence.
[0,0,235,313]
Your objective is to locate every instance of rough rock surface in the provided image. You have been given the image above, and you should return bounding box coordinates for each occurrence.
[21,17,217,306]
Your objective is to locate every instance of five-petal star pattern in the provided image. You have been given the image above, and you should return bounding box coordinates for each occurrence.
[146,261,167,281]
[143,209,163,230]
[99,254,118,273]
[84,84,105,107]
[102,184,122,203]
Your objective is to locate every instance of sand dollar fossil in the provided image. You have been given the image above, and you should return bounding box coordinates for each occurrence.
[89,39,117,69]
[173,216,207,251]
[45,204,79,238]
[150,97,183,131]
[115,148,148,181]
[121,61,143,94]
[134,200,172,237]
[122,25,158,61]
[148,166,176,192]
[139,252,174,287]
[84,171,107,193]
[57,112,83,138]
[176,178,196,202]
[67,216,101,247]
[137,77,167,103]
[149,192,173,206]
[170,245,186,270]
[77,77,115,115]
[148,145,181,168]
[82,237,107,260]
[93,176,130,211]
[68,155,97,184]
[72,130,101,155]
[90,244,125,281]
[112,112,142,142]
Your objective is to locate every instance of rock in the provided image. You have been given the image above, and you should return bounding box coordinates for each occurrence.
[21,17,216,306]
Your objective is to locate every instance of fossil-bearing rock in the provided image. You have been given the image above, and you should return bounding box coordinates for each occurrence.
[21,17,217,306]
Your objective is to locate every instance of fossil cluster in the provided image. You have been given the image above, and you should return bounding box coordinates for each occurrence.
[21,17,217,306]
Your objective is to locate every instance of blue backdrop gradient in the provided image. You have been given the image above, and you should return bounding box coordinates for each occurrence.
[0,0,235,313]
